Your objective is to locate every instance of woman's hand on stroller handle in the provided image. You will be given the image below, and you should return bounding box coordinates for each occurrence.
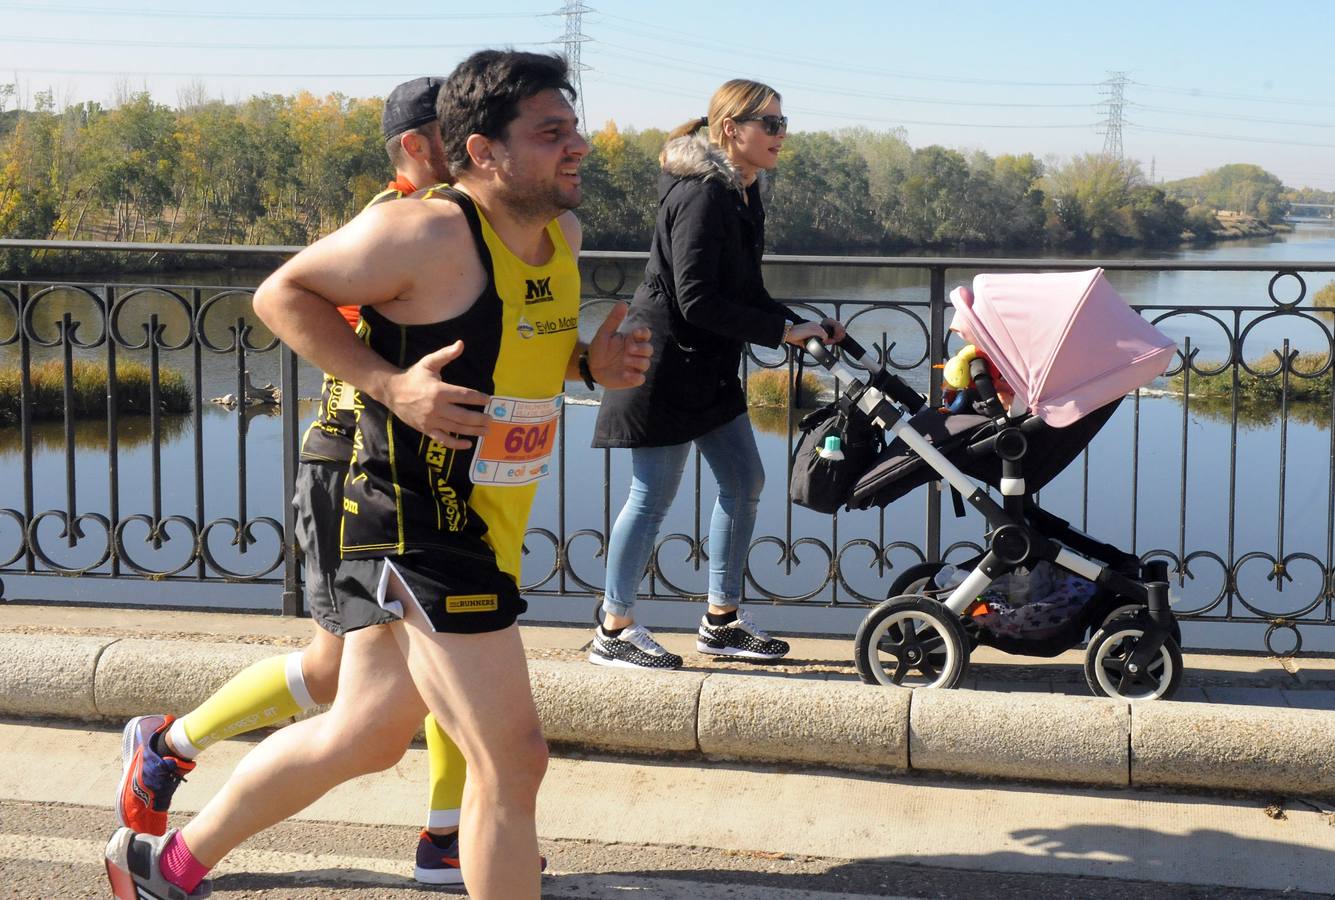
[784,320,836,347]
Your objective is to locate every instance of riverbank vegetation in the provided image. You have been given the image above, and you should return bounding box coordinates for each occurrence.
[0,88,1315,274]
[746,368,825,408]
[1313,282,1335,313]
[1168,352,1331,403]
[0,358,191,425]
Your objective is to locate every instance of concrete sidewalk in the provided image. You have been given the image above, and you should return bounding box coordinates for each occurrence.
[5,601,1333,706]
[2,602,1335,802]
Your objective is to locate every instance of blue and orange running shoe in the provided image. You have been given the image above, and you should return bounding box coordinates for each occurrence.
[116,714,195,836]
[413,829,464,886]
[412,829,548,886]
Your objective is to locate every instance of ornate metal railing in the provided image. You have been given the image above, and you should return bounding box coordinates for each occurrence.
[1,239,1333,653]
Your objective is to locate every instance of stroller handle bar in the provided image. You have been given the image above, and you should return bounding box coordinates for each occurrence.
[802,327,926,414]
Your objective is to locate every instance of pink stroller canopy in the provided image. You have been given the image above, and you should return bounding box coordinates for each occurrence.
[949,269,1177,427]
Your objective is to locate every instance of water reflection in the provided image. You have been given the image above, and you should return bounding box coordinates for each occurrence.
[0,413,192,456]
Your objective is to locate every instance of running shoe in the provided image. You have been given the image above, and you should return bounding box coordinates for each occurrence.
[413,830,549,886]
[116,714,196,836]
[588,623,683,670]
[105,827,212,900]
[697,608,790,660]
[414,828,464,886]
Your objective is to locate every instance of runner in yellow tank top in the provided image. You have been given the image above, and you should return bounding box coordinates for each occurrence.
[105,51,653,900]
[106,76,487,891]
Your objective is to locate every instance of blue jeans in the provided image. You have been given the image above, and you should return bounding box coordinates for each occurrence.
[602,413,764,618]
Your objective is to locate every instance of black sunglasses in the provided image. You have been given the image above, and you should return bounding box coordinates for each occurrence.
[734,114,788,136]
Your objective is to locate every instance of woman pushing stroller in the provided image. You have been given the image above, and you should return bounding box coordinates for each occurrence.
[590,79,845,670]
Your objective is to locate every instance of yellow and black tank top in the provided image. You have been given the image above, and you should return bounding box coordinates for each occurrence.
[298,179,423,465]
[339,187,580,582]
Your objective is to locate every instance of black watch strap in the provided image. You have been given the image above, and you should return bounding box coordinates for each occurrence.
[578,350,597,390]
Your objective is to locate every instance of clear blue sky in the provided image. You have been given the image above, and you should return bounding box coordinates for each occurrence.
[3,0,1333,189]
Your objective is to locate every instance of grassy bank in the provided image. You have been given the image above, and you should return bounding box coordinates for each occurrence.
[1168,352,1332,402]
[747,369,826,408]
[0,359,191,426]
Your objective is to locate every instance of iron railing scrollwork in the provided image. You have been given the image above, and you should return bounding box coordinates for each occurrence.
[1,239,1334,654]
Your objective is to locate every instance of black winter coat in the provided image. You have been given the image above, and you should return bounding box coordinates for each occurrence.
[593,134,795,448]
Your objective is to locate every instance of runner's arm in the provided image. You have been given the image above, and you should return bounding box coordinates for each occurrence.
[556,212,653,389]
[253,203,490,447]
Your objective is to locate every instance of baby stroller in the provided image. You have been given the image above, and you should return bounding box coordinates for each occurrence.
[791,269,1183,702]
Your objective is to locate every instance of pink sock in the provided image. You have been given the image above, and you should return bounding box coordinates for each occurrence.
[159,831,210,894]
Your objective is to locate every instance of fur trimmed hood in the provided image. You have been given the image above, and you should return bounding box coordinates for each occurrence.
[660,133,743,192]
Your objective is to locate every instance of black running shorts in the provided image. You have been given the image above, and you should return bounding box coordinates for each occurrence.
[334,550,527,635]
[292,462,395,636]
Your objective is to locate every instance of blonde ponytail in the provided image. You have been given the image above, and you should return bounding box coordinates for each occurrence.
[660,116,709,163]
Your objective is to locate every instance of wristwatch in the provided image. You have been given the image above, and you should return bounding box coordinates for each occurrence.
[578,349,597,390]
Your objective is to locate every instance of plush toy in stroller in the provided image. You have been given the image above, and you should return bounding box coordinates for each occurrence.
[790,268,1183,701]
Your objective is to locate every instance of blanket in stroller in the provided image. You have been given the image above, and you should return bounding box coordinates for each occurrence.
[970,561,1099,641]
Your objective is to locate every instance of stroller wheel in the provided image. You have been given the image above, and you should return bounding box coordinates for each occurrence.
[854,595,969,689]
[1084,616,1183,701]
[1097,603,1182,649]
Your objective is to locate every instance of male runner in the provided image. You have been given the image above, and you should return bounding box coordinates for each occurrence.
[111,76,479,886]
[105,50,650,900]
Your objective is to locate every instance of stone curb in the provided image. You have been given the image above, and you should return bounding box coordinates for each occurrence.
[3,633,1334,801]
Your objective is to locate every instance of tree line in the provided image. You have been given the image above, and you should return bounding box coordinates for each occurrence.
[0,88,1311,273]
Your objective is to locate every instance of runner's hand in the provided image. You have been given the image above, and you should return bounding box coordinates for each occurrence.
[383,340,490,448]
[588,303,652,389]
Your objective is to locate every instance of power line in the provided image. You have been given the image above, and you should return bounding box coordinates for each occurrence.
[1128,123,1335,151]
[0,2,539,20]
[593,12,1098,88]
[594,46,1097,110]
[595,71,1096,131]
[5,67,449,79]
[0,34,545,51]
[1132,80,1335,109]
[1128,102,1334,129]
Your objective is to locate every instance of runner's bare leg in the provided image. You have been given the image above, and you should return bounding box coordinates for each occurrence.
[389,574,547,900]
[178,623,426,865]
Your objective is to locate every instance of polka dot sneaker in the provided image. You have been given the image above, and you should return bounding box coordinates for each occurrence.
[589,623,683,670]
[697,608,790,661]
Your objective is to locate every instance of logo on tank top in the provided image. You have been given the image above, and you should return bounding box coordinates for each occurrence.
[516,314,578,340]
[524,277,554,304]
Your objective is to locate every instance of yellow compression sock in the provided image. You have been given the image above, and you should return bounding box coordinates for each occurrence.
[167,652,315,758]
[425,714,467,830]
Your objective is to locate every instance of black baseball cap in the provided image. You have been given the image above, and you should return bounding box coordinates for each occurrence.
[381,76,445,140]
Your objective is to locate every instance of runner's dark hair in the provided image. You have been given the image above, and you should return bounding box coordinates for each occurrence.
[437,50,576,174]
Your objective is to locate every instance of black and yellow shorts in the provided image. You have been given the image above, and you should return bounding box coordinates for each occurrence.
[334,549,527,635]
[292,462,396,637]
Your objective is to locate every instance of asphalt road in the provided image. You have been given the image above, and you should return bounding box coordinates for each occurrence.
[4,797,1330,900]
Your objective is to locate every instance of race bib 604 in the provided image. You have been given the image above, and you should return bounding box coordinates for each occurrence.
[471,395,562,486]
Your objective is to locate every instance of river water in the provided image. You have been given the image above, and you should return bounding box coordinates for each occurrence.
[3,224,1335,653]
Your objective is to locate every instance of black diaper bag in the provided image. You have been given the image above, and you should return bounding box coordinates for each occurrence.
[789,398,883,514]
